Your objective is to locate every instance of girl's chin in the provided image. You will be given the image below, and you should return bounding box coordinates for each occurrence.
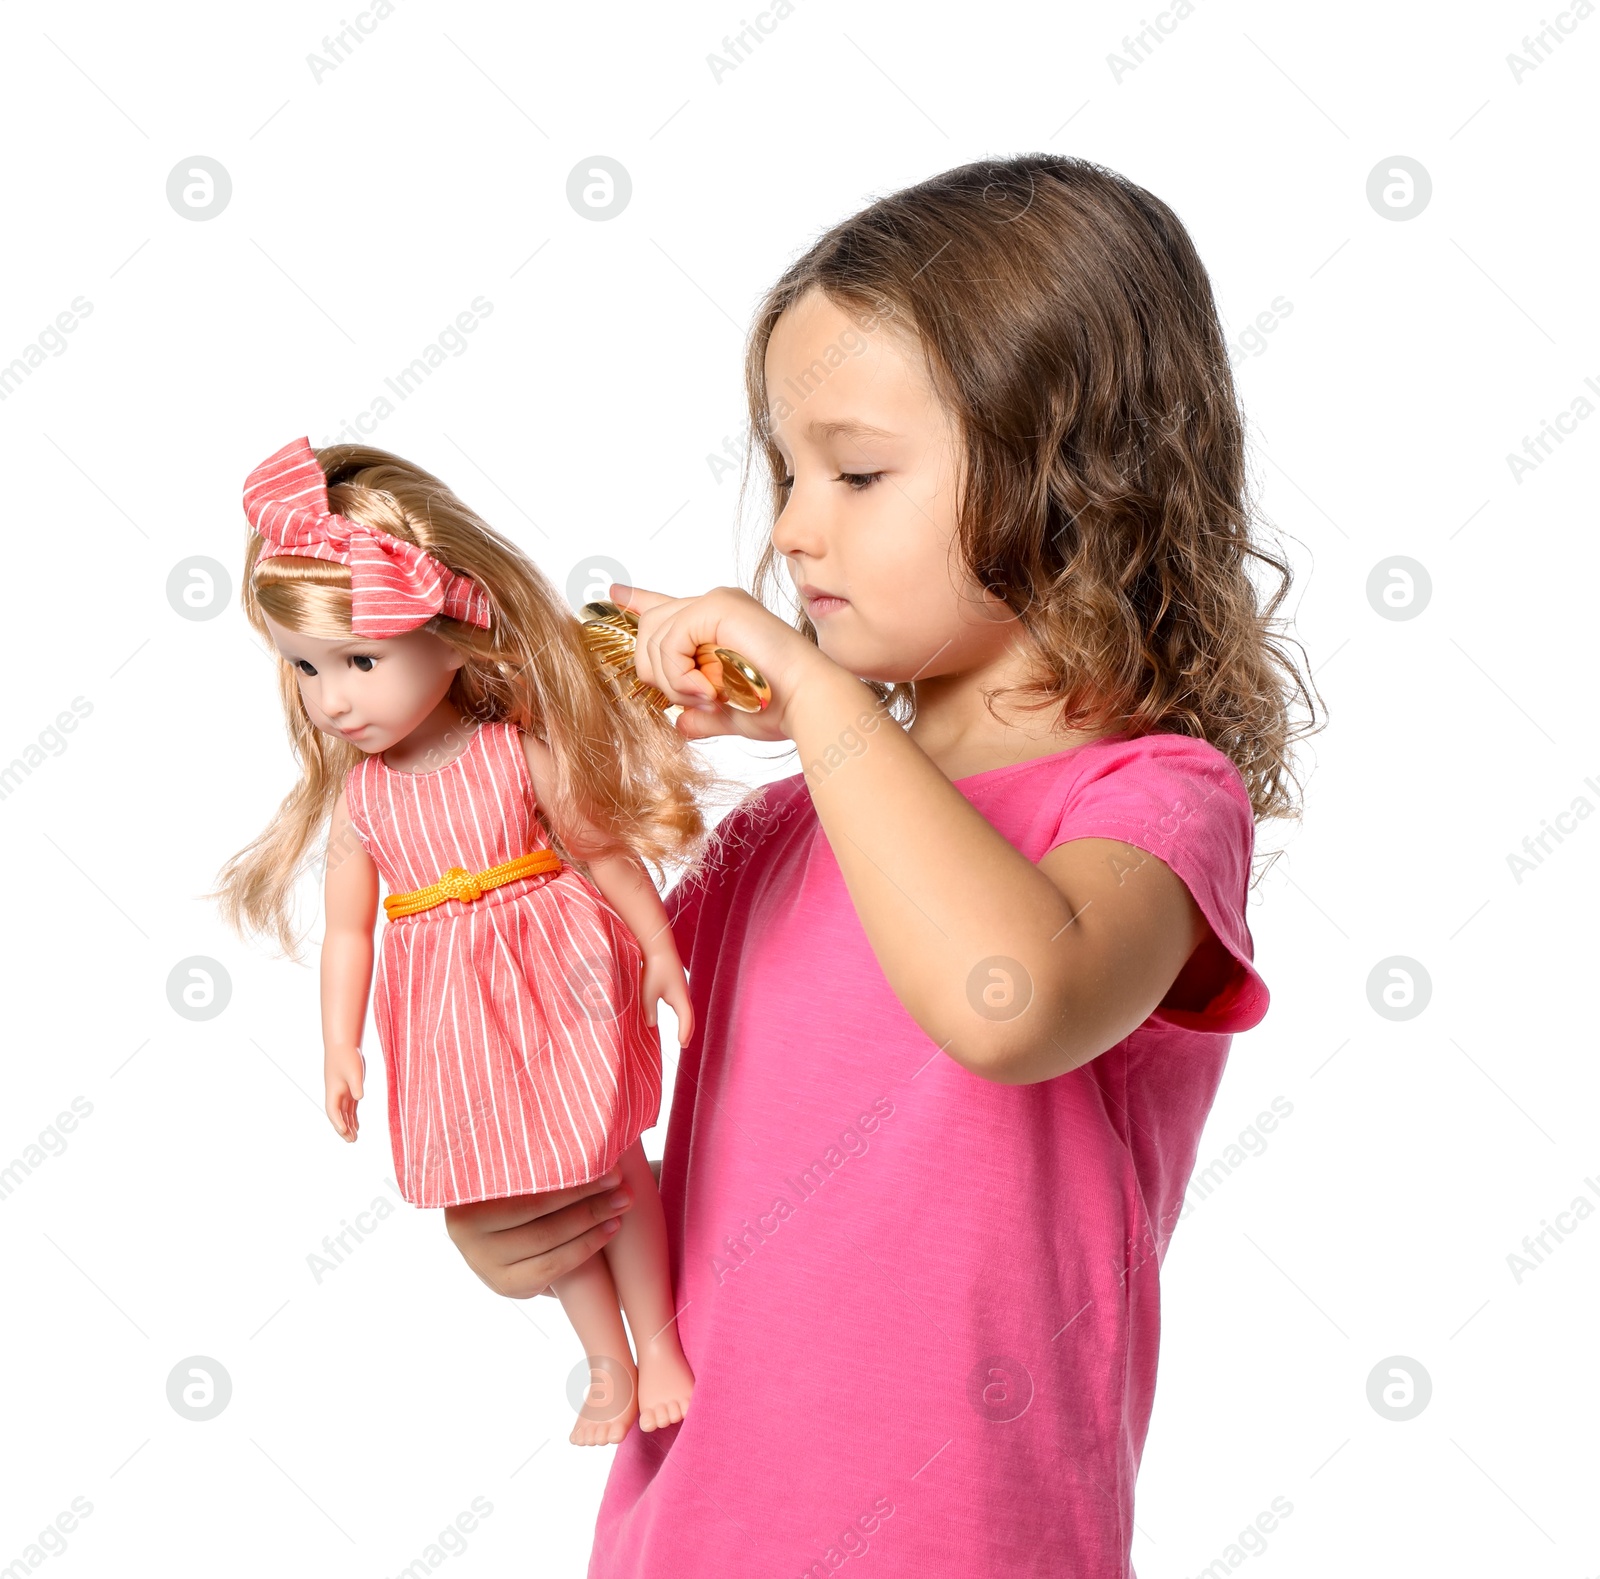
[816,636,901,688]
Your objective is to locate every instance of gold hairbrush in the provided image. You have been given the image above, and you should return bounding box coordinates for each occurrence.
[579,600,772,715]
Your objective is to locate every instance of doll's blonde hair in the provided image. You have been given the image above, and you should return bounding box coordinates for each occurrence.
[211,442,736,959]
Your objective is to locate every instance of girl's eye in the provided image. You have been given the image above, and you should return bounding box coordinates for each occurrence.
[293,659,317,677]
[777,472,884,491]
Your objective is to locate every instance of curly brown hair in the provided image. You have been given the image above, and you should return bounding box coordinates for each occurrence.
[740,153,1322,839]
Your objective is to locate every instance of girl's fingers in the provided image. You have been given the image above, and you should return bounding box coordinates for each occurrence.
[609,583,688,701]
[675,697,790,745]
[614,583,723,709]
[672,704,737,740]
[444,1189,633,1299]
[507,1219,621,1300]
[609,582,670,614]
[645,610,699,706]
[445,1172,627,1234]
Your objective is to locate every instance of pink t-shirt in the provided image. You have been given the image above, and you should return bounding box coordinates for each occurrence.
[588,731,1270,1577]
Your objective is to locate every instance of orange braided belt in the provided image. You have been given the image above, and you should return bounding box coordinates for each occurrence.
[382,849,564,921]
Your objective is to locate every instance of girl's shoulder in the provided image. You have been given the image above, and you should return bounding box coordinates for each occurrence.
[1048,729,1253,813]
[1049,726,1248,790]
[1028,730,1256,858]
[701,776,809,866]
[661,776,808,932]
[720,773,830,871]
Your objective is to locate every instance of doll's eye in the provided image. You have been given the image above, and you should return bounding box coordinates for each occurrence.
[288,655,375,675]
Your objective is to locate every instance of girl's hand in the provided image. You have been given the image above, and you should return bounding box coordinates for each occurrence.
[641,949,694,1045]
[444,1173,637,1299]
[609,582,830,744]
[324,1045,364,1142]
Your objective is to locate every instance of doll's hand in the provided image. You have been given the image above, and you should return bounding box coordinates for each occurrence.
[324,1045,365,1143]
[641,949,694,1046]
[609,582,832,745]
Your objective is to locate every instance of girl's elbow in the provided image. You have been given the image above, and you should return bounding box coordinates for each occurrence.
[958,995,1103,1085]
[928,1028,1039,1086]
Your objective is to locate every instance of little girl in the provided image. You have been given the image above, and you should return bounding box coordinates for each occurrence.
[445,153,1317,1576]
[212,437,747,1444]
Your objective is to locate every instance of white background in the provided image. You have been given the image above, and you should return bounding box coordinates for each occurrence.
[1,0,1595,1574]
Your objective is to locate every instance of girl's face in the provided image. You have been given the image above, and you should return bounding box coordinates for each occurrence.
[765,287,1016,686]
[261,614,464,755]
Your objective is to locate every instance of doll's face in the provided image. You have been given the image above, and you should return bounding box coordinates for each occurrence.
[764,287,1017,687]
[261,614,465,756]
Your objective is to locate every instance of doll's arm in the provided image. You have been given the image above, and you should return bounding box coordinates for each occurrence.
[517,733,675,953]
[321,786,379,1136]
[585,854,694,1043]
[519,732,692,1042]
[580,851,678,961]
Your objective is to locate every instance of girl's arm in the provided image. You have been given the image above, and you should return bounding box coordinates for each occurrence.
[322,786,379,1135]
[610,582,1213,1087]
[783,668,1210,1086]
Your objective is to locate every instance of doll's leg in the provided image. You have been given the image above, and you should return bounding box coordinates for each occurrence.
[549,1251,639,1446]
[601,1138,695,1432]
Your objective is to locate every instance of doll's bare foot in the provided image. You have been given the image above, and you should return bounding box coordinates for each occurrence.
[569,1357,638,1446]
[635,1331,695,1432]
[569,1402,636,1446]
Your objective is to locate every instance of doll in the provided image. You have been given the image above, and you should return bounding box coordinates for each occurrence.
[213,435,731,1444]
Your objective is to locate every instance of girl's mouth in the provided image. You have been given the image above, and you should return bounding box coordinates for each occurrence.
[804,594,849,619]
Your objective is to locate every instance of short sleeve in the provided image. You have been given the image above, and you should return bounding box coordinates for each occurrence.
[660,783,775,963]
[1044,734,1269,1034]
[340,765,375,859]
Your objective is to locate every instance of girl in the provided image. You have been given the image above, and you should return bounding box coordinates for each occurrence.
[211,437,749,1444]
[445,153,1318,1575]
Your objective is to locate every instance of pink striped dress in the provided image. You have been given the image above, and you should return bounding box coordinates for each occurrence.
[343,719,662,1208]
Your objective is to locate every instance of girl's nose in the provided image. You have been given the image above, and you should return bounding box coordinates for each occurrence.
[770,495,822,562]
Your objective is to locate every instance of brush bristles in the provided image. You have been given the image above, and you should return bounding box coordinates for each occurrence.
[579,612,674,714]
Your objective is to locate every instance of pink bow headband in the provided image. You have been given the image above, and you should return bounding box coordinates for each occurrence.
[242,436,492,639]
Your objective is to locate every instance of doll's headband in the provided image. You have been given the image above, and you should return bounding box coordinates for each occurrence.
[242,436,492,639]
